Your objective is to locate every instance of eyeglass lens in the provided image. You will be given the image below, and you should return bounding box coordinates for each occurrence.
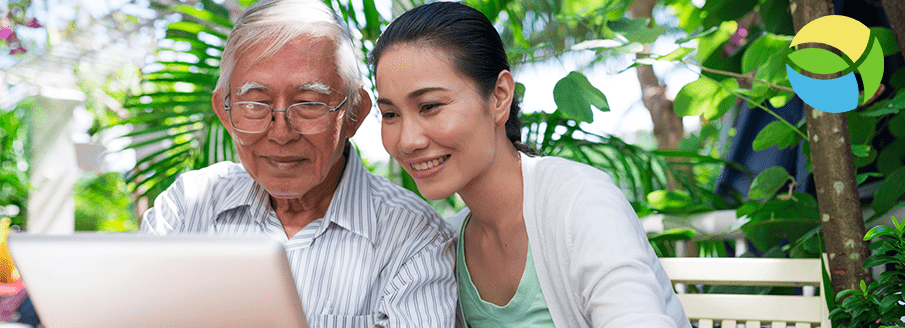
[229,102,332,134]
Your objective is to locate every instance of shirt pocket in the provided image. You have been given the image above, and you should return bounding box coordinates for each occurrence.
[307,313,383,328]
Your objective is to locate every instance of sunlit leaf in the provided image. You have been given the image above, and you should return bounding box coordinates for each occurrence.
[552,71,609,123]
[752,121,797,151]
[673,77,735,119]
[656,47,694,61]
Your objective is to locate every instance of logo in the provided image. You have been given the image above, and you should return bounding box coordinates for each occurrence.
[786,15,884,113]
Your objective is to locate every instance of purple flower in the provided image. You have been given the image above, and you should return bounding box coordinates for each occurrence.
[10,47,26,55]
[27,19,41,28]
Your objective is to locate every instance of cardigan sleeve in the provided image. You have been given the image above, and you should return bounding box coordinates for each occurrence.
[564,173,679,328]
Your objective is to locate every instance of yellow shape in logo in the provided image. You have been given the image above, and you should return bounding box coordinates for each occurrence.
[790,15,869,61]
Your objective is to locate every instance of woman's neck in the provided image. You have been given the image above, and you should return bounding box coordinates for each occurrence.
[458,144,524,233]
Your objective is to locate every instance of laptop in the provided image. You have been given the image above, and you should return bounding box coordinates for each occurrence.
[7,233,309,328]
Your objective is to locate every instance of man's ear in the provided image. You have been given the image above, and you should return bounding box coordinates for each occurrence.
[342,87,373,138]
[491,70,515,127]
[212,89,231,131]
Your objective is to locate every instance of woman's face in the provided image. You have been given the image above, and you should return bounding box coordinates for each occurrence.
[376,45,501,200]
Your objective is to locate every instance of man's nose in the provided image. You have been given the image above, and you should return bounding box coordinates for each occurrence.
[267,110,300,144]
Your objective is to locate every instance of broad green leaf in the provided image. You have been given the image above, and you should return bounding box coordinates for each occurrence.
[673,77,734,119]
[880,294,900,314]
[877,139,905,176]
[851,145,871,159]
[668,0,703,33]
[749,166,792,200]
[891,67,905,90]
[863,225,895,241]
[860,91,905,117]
[787,48,850,75]
[847,111,880,146]
[752,121,797,151]
[166,21,228,40]
[742,192,820,251]
[646,190,692,212]
[856,172,882,185]
[862,254,898,268]
[759,0,794,35]
[656,47,694,61]
[871,167,905,216]
[696,21,736,63]
[742,33,792,100]
[648,228,695,243]
[607,17,666,44]
[675,26,719,44]
[700,0,758,29]
[870,27,901,56]
[514,82,526,103]
[171,5,233,29]
[768,91,795,108]
[360,0,381,41]
[552,72,609,123]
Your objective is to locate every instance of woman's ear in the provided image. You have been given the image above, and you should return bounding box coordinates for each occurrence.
[491,70,515,127]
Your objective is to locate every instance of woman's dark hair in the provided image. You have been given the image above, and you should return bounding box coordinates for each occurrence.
[369,1,536,155]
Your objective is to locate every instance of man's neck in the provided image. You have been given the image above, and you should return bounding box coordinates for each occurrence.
[271,153,347,238]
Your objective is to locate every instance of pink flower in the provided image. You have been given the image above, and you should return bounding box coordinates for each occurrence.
[27,18,41,28]
[10,47,26,55]
[0,26,11,40]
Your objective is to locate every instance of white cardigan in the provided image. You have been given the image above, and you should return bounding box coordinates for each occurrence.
[454,153,690,328]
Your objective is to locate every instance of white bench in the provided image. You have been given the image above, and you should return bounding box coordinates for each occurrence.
[660,257,832,328]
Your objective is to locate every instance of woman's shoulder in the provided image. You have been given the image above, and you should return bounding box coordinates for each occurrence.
[523,154,615,187]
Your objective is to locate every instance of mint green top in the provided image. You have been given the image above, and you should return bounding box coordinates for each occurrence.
[457,214,555,328]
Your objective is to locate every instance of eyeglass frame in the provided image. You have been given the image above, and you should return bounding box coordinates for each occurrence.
[222,93,348,135]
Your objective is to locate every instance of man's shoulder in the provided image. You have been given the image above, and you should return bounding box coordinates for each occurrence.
[179,161,251,186]
[362,172,453,237]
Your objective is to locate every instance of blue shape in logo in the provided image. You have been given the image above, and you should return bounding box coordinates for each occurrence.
[785,65,858,113]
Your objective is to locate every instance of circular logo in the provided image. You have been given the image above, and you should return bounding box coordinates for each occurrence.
[786,15,884,113]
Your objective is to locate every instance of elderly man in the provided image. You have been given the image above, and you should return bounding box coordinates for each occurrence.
[139,0,457,326]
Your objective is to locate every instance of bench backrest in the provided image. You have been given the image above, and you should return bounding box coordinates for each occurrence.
[659,257,831,328]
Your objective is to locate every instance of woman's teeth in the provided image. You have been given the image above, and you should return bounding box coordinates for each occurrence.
[412,156,447,171]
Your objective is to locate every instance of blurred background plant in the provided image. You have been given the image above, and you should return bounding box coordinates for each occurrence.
[2,1,904,322]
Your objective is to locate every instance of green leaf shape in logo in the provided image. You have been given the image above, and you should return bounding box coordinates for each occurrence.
[857,37,884,105]
[787,47,851,75]
[553,71,609,123]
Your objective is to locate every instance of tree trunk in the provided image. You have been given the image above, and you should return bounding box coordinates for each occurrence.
[881,0,905,63]
[630,0,684,190]
[790,0,872,296]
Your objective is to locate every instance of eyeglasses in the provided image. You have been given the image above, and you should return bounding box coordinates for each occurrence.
[223,95,347,134]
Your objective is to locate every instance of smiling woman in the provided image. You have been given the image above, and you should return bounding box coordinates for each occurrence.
[369,2,691,327]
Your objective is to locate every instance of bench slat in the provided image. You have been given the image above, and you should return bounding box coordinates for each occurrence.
[678,294,825,323]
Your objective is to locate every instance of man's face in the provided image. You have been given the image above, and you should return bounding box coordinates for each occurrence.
[213,36,368,200]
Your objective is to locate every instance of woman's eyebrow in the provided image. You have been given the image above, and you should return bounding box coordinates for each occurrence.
[376,87,448,106]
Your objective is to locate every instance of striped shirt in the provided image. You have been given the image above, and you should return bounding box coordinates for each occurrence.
[141,147,457,328]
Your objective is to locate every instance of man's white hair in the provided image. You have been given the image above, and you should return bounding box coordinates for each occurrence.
[214,0,363,116]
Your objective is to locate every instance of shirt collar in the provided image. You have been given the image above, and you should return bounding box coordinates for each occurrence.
[212,143,378,246]
[323,144,378,247]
